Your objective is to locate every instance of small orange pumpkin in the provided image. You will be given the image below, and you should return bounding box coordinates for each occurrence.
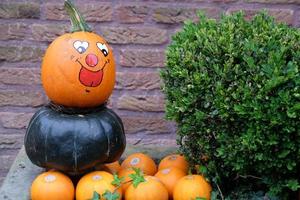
[76,171,122,200]
[121,153,157,175]
[96,161,121,174]
[31,171,74,200]
[41,0,115,108]
[173,175,212,200]
[155,167,186,197]
[158,154,189,173]
[125,176,169,200]
[117,168,135,194]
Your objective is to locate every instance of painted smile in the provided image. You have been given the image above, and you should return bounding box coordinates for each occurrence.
[76,60,108,87]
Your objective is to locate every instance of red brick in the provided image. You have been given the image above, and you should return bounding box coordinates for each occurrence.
[0,45,45,62]
[0,112,33,129]
[45,3,112,22]
[0,90,46,107]
[31,24,69,42]
[0,2,40,19]
[0,68,40,85]
[116,72,161,90]
[126,135,177,146]
[116,5,149,23]
[153,0,204,2]
[0,23,27,40]
[121,115,172,134]
[211,0,237,2]
[227,8,294,25]
[120,49,165,67]
[0,135,23,150]
[117,95,165,112]
[153,7,221,24]
[0,155,16,172]
[247,0,300,3]
[101,27,168,44]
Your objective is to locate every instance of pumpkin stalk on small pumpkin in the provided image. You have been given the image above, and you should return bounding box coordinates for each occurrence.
[125,168,169,200]
[64,0,91,32]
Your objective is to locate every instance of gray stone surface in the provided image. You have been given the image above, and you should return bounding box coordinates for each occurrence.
[0,147,43,200]
[0,144,177,200]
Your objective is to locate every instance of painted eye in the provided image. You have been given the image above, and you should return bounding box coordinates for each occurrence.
[73,41,89,54]
[97,43,109,57]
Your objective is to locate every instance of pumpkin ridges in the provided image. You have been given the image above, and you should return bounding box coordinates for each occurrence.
[94,109,126,163]
[106,109,125,132]
[102,110,126,162]
[24,108,49,168]
[25,106,125,175]
[94,113,111,162]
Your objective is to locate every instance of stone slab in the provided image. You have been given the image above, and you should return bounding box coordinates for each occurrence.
[0,144,177,200]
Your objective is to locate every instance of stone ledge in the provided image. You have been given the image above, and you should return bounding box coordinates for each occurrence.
[0,144,177,200]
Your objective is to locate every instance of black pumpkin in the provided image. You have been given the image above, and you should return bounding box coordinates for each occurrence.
[24,105,126,175]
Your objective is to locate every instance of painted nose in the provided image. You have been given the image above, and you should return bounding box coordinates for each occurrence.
[85,54,98,67]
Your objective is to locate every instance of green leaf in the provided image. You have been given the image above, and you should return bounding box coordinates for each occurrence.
[198,165,208,175]
[285,179,300,191]
[128,168,145,188]
[102,190,120,200]
[195,197,206,200]
[287,103,300,118]
[90,191,101,200]
[278,149,290,158]
[111,173,124,187]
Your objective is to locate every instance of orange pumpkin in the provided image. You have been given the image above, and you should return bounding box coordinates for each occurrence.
[158,154,189,173]
[96,161,121,174]
[117,168,135,194]
[31,171,74,200]
[173,175,212,200]
[121,153,157,175]
[76,171,122,200]
[155,167,186,197]
[125,176,168,200]
[41,0,115,108]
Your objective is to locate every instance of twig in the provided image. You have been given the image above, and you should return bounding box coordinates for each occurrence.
[113,180,133,193]
[235,174,262,180]
[216,182,224,200]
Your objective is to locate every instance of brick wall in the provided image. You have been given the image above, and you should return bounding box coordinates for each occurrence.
[0,0,299,184]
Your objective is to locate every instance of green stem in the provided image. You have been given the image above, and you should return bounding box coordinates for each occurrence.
[64,0,92,32]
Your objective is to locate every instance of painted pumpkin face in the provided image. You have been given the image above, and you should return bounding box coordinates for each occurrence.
[41,32,115,108]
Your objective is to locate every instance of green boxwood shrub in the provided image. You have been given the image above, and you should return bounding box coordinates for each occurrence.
[161,12,300,199]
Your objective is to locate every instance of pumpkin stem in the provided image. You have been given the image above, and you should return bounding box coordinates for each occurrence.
[64,0,92,32]
[128,168,146,188]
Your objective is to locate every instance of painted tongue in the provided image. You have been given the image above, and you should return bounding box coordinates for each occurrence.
[79,67,103,87]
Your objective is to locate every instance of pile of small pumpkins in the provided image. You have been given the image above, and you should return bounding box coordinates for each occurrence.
[31,153,212,200]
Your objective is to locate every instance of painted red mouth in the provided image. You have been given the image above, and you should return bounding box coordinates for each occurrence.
[79,67,103,87]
